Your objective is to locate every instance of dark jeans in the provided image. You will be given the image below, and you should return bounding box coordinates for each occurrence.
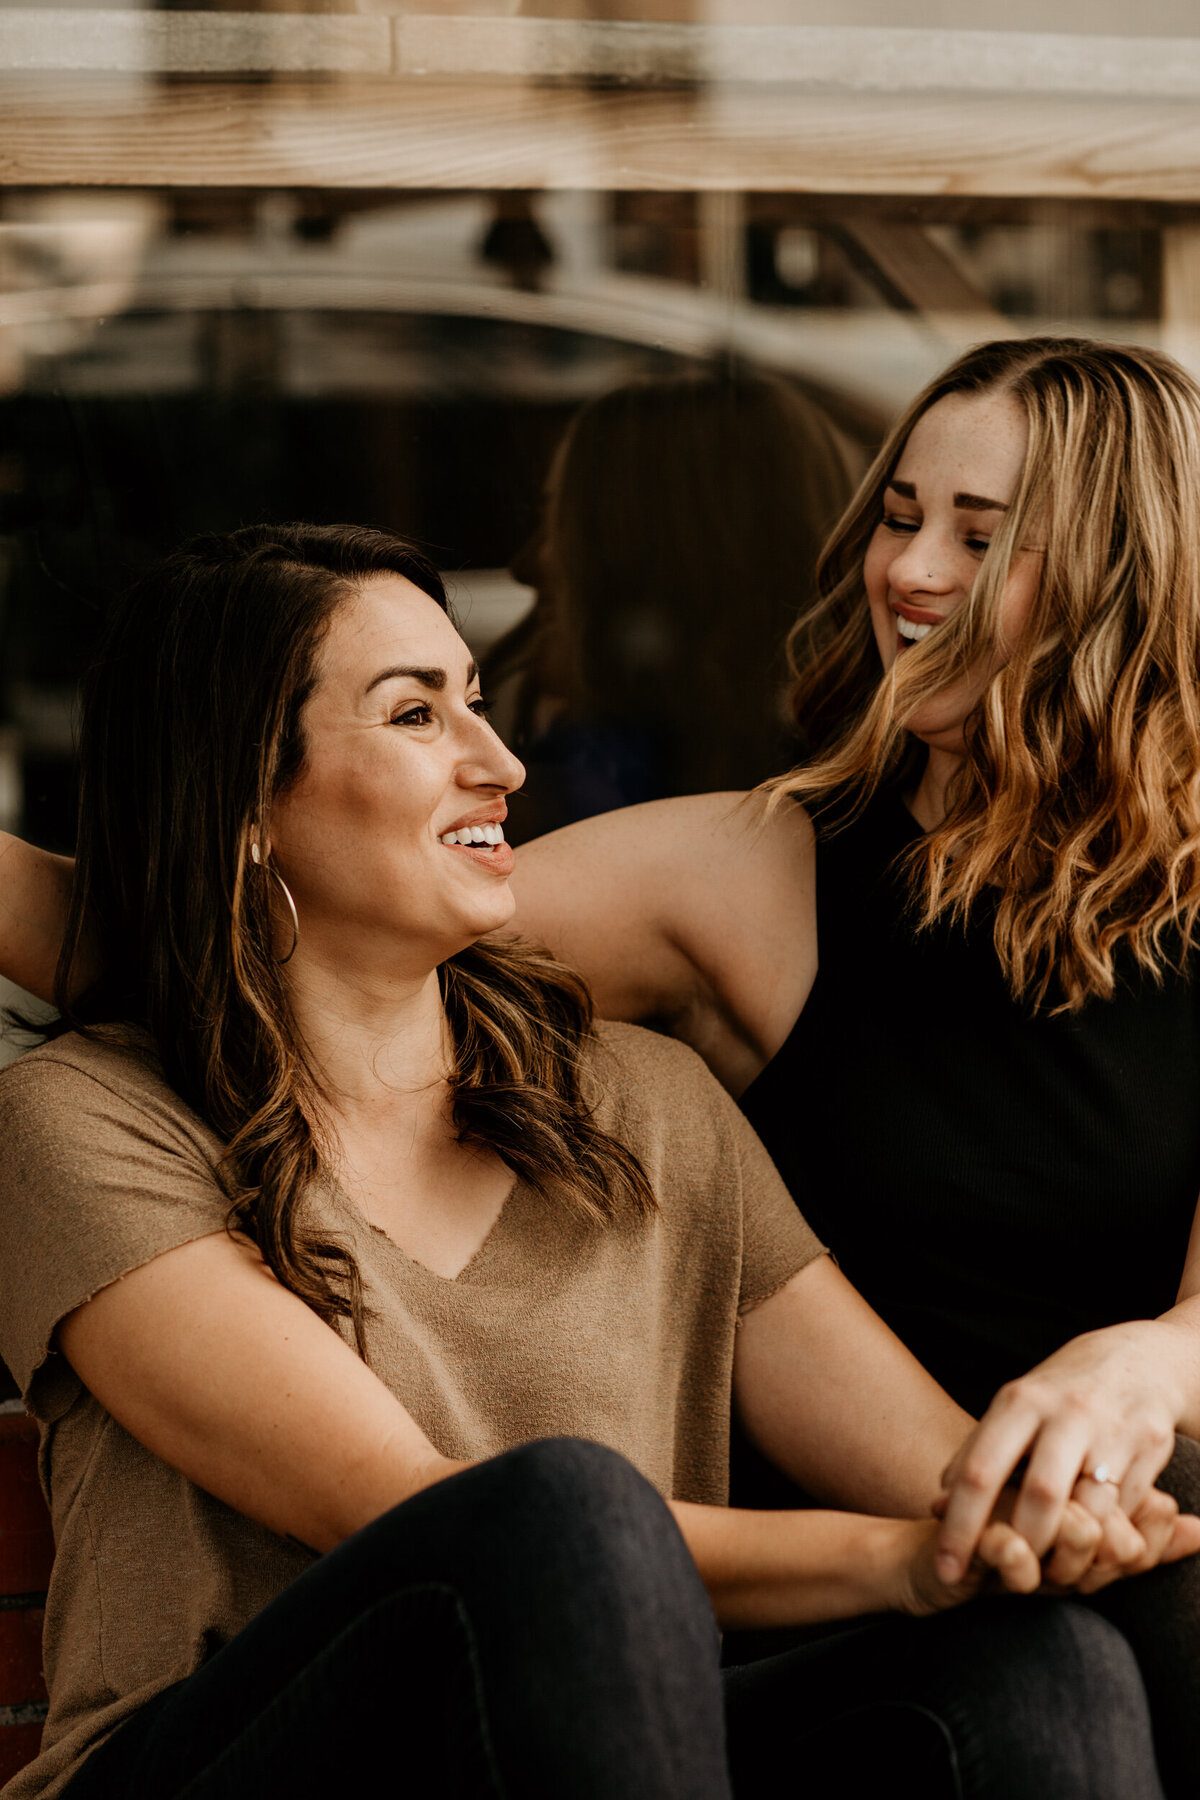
[1088,1434,1200,1799]
[64,1437,1163,1800]
[727,1431,1200,1799]
[726,1597,1163,1800]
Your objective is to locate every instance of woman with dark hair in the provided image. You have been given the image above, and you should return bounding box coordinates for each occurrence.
[0,523,1187,1800]
[486,367,861,834]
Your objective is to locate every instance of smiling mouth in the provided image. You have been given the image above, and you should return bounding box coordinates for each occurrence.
[440,824,506,850]
[897,616,935,644]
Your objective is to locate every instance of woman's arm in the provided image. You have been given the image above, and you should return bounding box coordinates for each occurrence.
[509,793,817,1095]
[0,833,74,1007]
[57,1231,461,1552]
[934,1204,1200,1585]
[59,1226,1046,1628]
[730,1255,1200,1610]
[734,1255,973,1518]
[61,1230,1195,1628]
[701,1255,1035,1623]
[672,1498,1045,1628]
[0,793,817,1095]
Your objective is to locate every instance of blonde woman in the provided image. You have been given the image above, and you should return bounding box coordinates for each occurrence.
[496,337,1200,1791]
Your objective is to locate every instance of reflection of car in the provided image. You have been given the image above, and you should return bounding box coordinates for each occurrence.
[0,185,891,872]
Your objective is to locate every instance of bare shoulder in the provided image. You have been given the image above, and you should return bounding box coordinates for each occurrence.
[512,793,817,1095]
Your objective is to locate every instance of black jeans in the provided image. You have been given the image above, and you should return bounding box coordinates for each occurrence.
[1087,1434,1200,1799]
[725,1599,1163,1799]
[64,1437,1162,1800]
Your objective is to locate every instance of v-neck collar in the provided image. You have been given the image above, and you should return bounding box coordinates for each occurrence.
[325,1169,526,1287]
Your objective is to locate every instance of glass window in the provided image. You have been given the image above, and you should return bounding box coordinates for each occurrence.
[2,0,1200,1044]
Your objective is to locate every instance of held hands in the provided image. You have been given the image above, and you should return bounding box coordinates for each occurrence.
[933,1321,1192,1588]
[897,1484,1200,1618]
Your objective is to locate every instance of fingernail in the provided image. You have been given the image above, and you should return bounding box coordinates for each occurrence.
[936,1551,960,1580]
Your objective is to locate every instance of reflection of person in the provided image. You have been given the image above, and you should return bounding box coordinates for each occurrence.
[506,338,1200,1793]
[487,368,860,837]
[0,525,1187,1800]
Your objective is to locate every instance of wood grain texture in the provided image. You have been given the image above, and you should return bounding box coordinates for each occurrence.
[0,10,390,74]
[839,220,1007,325]
[3,81,1200,198]
[5,13,1200,95]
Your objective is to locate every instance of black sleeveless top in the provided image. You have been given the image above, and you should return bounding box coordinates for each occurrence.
[739,791,1200,1417]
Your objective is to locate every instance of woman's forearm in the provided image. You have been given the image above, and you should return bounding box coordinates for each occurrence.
[0,833,74,1005]
[1148,1298,1200,1439]
[670,1500,933,1628]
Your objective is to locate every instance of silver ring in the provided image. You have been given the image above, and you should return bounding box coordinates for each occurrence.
[1089,1463,1117,1487]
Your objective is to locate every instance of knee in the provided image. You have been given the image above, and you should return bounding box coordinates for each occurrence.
[480,1436,658,1522]
[1030,1602,1146,1709]
[481,1438,705,1609]
[972,1603,1156,1793]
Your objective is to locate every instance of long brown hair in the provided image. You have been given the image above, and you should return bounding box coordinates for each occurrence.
[488,368,861,796]
[58,524,653,1352]
[770,337,1200,1012]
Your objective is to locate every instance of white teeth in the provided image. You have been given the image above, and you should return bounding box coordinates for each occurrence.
[897,616,934,641]
[440,825,506,848]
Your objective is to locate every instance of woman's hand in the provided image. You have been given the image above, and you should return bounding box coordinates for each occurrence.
[906,1487,1200,1617]
[938,1477,1199,1591]
[933,1320,1192,1585]
[899,1516,1042,1616]
[1050,1487,1200,1595]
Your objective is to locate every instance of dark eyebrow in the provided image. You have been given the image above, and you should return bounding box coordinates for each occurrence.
[885,478,1008,513]
[954,492,1008,513]
[365,660,478,695]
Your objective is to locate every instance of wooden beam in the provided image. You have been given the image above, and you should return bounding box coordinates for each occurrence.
[4,81,1200,198]
[697,190,745,303]
[838,219,1008,344]
[1162,227,1200,375]
[3,13,1200,98]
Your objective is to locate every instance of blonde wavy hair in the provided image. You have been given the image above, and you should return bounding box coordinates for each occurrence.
[769,337,1200,1013]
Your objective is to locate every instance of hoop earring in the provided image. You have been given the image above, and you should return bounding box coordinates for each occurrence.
[250,843,299,965]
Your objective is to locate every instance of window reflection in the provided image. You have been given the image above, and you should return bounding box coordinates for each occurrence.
[487,368,862,838]
[1,180,1194,864]
[1,5,1199,1059]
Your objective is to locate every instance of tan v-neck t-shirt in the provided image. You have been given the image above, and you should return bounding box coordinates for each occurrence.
[0,1021,823,1798]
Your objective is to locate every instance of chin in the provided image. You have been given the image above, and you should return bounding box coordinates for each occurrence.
[458,890,519,946]
[908,719,970,757]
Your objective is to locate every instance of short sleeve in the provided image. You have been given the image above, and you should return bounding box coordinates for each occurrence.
[727,1097,826,1314]
[0,1042,230,1422]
